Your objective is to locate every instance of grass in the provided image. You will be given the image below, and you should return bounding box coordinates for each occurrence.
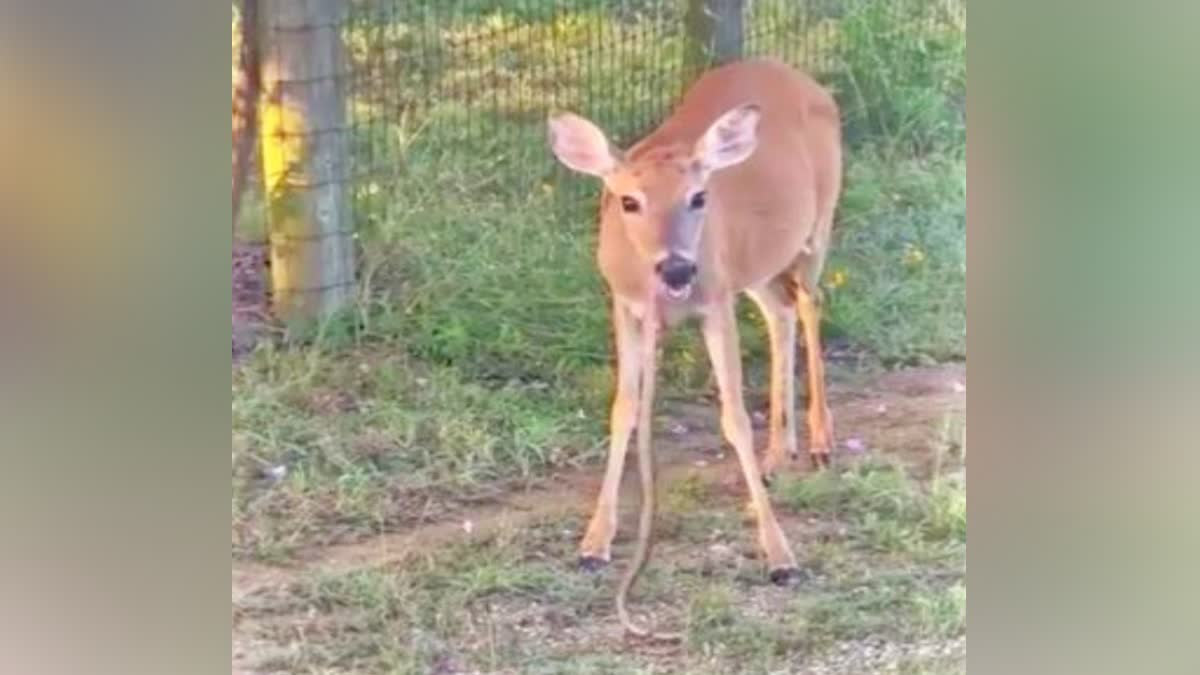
[233,0,966,562]
[805,575,966,644]
[774,446,967,559]
[234,11,965,672]
[685,585,807,667]
[235,451,966,673]
[232,342,604,559]
[823,147,966,364]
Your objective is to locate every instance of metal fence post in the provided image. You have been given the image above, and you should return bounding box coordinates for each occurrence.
[259,0,355,325]
[684,0,746,81]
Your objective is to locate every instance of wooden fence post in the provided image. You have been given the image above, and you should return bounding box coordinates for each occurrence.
[259,0,355,325]
[684,0,746,81]
[232,0,260,232]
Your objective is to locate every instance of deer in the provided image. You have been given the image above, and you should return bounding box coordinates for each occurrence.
[547,57,842,639]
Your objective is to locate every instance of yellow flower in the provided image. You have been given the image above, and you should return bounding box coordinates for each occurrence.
[826,268,848,289]
[541,181,554,195]
[903,244,926,267]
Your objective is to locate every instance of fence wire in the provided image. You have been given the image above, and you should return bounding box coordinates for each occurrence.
[235,0,965,301]
[337,0,963,185]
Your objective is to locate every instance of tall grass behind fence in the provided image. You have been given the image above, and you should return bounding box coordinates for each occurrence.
[234,0,966,371]
[235,0,964,236]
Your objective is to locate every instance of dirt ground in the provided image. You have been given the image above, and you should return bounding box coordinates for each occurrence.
[233,242,267,363]
[233,361,966,674]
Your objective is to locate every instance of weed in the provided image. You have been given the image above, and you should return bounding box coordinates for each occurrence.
[685,585,805,667]
[775,452,966,561]
[521,655,655,675]
[831,0,967,154]
[824,148,967,364]
[925,470,967,544]
[807,573,965,646]
[776,456,919,518]
[913,580,968,639]
[232,345,601,557]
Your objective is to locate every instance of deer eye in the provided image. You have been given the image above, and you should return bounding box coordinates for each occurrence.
[620,195,641,213]
[689,190,707,210]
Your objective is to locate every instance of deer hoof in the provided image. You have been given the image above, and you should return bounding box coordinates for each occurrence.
[578,555,609,573]
[769,566,804,587]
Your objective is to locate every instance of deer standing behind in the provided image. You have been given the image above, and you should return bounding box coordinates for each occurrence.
[548,58,842,638]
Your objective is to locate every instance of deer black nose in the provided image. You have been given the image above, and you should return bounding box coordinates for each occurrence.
[655,256,697,290]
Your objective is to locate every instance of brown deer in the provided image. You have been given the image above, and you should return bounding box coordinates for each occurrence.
[548,58,842,637]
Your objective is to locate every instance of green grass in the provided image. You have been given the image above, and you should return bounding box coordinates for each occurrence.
[829,0,967,155]
[685,585,807,667]
[658,472,745,544]
[774,452,967,559]
[805,576,966,645]
[233,0,966,559]
[233,3,967,672]
[235,452,966,674]
[824,147,966,364]
[232,343,604,559]
[239,523,609,673]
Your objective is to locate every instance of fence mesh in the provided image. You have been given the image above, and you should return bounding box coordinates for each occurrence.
[234,0,965,302]
[339,0,962,202]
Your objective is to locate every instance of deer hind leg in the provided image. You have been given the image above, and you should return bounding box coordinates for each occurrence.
[794,275,834,469]
[702,299,799,584]
[579,300,642,569]
[746,279,799,479]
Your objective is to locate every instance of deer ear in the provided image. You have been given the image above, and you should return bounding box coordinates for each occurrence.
[548,112,618,177]
[694,103,761,172]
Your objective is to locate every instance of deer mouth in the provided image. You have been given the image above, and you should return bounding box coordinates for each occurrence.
[660,279,694,302]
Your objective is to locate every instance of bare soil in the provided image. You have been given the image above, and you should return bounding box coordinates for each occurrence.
[233,241,267,363]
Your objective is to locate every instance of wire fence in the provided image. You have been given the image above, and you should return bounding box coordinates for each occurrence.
[342,0,963,199]
[233,0,966,318]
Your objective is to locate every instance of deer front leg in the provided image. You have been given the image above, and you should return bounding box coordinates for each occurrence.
[702,300,800,584]
[579,300,642,570]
